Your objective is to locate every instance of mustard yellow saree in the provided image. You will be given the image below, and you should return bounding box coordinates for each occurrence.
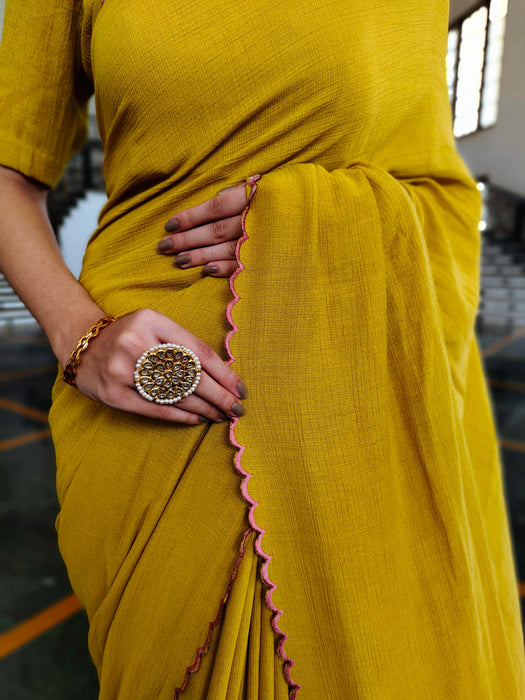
[0,0,524,697]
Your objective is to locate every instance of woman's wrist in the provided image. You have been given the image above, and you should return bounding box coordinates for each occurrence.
[45,303,109,369]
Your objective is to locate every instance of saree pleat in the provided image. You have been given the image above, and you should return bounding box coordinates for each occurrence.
[174,531,290,699]
[206,537,256,700]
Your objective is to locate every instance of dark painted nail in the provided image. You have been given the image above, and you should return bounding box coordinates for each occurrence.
[216,411,229,423]
[174,254,191,266]
[237,381,248,399]
[202,264,218,275]
[157,238,173,252]
[164,219,180,232]
[198,415,209,423]
[231,402,245,417]
[217,180,246,194]
[217,186,234,195]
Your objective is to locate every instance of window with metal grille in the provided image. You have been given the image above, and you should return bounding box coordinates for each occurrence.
[447,0,508,138]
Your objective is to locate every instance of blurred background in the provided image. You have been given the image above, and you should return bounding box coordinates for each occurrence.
[0,0,524,697]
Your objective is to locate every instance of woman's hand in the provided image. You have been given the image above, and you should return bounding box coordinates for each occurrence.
[156,182,248,277]
[74,308,247,424]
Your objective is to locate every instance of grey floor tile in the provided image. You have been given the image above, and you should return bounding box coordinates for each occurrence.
[0,612,99,699]
[0,342,56,374]
[0,370,58,413]
[485,356,525,385]
[0,408,47,442]
[489,388,525,442]
[0,511,72,632]
[0,439,71,631]
[476,331,511,351]
[0,438,57,515]
[502,448,525,581]
[498,335,525,356]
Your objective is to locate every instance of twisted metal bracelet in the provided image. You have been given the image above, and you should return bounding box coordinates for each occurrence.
[63,315,120,387]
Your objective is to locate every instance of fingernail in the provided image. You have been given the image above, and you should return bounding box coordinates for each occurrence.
[237,381,248,399]
[231,402,245,417]
[202,264,218,275]
[217,183,242,195]
[157,238,173,252]
[216,411,229,423]
[174,254,191,266]
[164,218,180,232]
[198,415,209,423]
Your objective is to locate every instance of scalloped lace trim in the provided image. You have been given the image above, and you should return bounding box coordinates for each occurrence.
[225,174,301,698]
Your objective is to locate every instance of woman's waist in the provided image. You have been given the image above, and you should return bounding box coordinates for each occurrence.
[81,258,233,357]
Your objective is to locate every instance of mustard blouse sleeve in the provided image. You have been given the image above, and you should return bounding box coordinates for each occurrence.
[0,0,92,188]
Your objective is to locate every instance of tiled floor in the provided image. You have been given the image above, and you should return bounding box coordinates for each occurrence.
[0,324,524,698]
[0,329,98,698]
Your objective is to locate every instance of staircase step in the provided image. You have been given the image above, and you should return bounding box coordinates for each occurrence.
[482,288,508,299]
[481,276,525,288]
[481,243,505,255]
[478,314,513,329]
[474,232,525,329]
[480,265,501,275]
[0,275,34,326]
[482,276,505,287]
[0,299,26,310]
[0,308,34,320]
[483,287,525,300]
[500,265,525,275]
[482,253,516,265]
[0,316,38,330]
[480,299,512,312]
[480,264,525,276]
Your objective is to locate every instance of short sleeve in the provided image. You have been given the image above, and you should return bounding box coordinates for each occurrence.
[0,0,93,188]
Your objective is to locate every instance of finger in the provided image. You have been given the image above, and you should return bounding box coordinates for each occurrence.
[193,371,245,418]
[176,392,230,423]
[173,240,237,269]
[202,260,238,277]
[164,182,247,233]
[157,214,241,255]
[105,386,209,425]
[115,374,235,422]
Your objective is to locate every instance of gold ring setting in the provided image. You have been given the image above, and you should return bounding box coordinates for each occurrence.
[134,344,201,404]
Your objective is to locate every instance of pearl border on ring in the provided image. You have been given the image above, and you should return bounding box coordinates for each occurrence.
[133,343,202,404]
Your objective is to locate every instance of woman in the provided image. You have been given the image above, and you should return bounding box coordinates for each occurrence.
[0,0,524,697]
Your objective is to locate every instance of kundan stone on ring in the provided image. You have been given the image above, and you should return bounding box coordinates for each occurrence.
[134,343,201,404]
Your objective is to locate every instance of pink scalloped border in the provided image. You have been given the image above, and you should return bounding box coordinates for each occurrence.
[174,527,252,697]
[224,174,301,697]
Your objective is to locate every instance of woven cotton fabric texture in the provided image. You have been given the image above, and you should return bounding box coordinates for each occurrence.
[0,0,524,697]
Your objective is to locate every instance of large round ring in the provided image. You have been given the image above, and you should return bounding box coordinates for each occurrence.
[134,344,201,404]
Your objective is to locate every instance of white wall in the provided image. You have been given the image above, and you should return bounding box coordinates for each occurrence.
[60,193,107,279]
[449,0,525,195]
[0,0,5,40]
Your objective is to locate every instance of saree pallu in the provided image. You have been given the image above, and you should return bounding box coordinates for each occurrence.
[0,0,523,696]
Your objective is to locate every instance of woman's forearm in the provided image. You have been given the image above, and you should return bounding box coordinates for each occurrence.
[0,165,105,366]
